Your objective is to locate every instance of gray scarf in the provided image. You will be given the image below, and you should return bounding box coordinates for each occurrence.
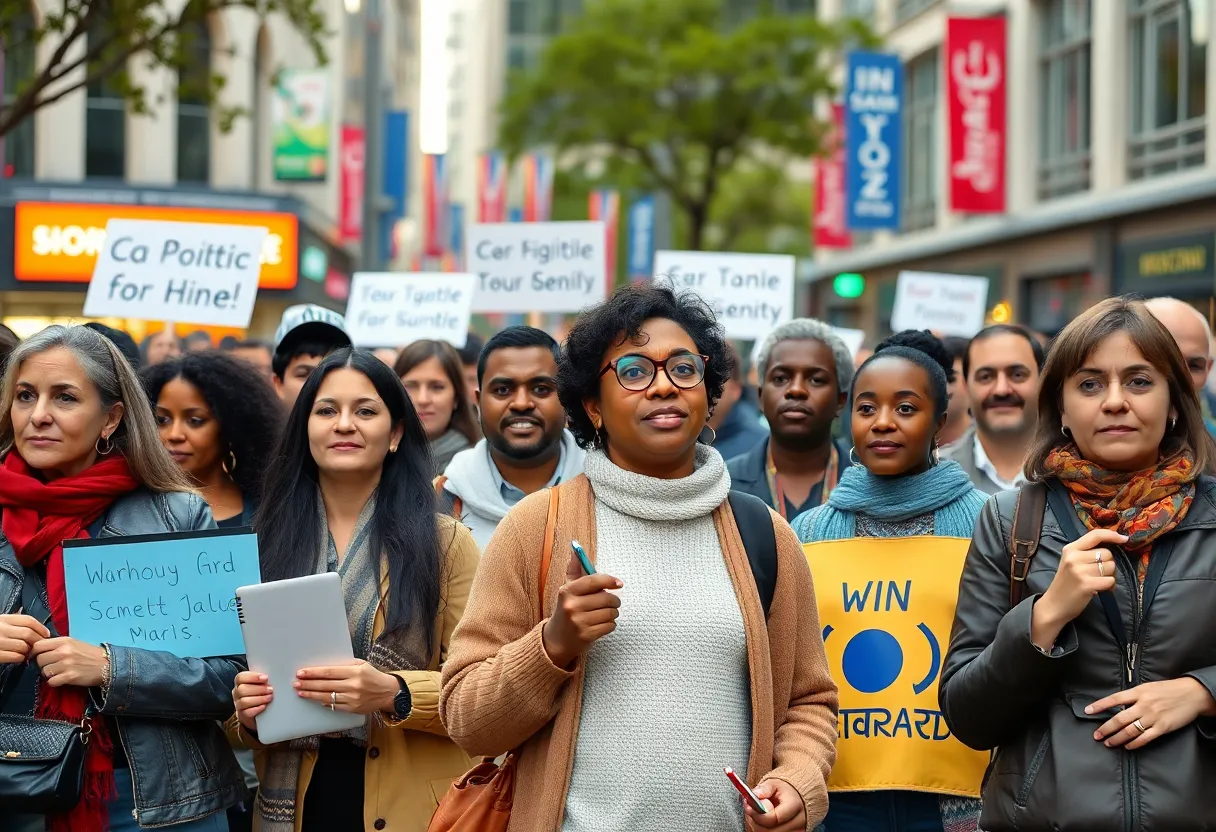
[256,493,428,830]
[430,429,472,476]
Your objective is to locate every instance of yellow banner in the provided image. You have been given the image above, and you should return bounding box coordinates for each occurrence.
[804,535,987,797]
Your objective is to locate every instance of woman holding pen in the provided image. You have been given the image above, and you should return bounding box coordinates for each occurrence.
[229,349,479,832]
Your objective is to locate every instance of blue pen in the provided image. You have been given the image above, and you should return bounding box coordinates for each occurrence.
[571,539,596,575]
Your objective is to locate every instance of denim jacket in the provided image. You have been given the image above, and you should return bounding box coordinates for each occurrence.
[0,489,249,827]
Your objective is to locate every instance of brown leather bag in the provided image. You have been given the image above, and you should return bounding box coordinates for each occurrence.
[426,486,561,832]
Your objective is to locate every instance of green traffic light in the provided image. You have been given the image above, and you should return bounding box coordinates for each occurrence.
[834,272,865,298]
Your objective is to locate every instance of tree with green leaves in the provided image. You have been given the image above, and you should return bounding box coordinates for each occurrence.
[0,0,327,139]
[499,0,872,251]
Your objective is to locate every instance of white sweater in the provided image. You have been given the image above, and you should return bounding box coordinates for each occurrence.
[562,446,751,832]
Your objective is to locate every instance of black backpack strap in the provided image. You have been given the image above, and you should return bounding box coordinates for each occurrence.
[727,490,777,618]
[1008,482,1047,608]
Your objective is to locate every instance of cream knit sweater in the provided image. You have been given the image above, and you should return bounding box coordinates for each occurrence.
[561,446,751,832]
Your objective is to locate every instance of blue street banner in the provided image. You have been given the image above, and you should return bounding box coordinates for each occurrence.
[382,110,409,264]
[63,528,261,659]
[845,51,903,230]
[627,195,656,282]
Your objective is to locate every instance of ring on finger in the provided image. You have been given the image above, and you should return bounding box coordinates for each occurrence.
[1098,560,1105,577]
[329,691,338,711]
[1134,718,1147,734]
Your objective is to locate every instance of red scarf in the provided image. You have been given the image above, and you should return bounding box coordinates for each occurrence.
[0,452,140,832]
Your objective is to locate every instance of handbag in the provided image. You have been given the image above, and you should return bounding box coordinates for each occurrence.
[427,486,561,832]
[0,565,92,813]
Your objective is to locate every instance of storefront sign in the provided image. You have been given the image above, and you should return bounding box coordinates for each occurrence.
[845,51,902,231]
[1118,232,1215,295]
[891,271,990,337]
[815,103,852,248]
[466,221,606,313]
[272,69,331,182]
[345,272,475,347]
[14,201,298,288]
[339,126,364,242]
[653,251,795,340]
[84,219,267,327]
[947,16,1007,213]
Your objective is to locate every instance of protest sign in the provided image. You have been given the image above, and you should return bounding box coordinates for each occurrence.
[845,51,903,230]
[804,536,988,796]
[345,272,475,347]
[653,251,795,340]
[84,219,266,328]
[63,528,261,659]
[891,271,990,337]
[466,221,606,313]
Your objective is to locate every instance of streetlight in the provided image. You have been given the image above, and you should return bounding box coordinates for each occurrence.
[347,0,384,271]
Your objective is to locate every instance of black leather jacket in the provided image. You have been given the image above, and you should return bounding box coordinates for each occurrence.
[940,479,1216,832]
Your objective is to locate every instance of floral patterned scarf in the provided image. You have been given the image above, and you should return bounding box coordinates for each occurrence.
[1044,444,1195,586]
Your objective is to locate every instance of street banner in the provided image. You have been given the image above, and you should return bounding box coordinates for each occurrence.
[448,203,466,271]
[339,126,364,243]
[627,195,656,282]
[588,189,620,287]
[522,152,555,222]
[466,221,606,313]
[653,251,794,340]
[84,219,266,328]
[814,103,852,249]
[272,69,330,182]
[478,151,508,222]
[382,111,409,264]
[804,536,988,796]
[62,529,260,659]
[422,154,448,258]
[891,271,990,337]
[345,272,475,347]
[844,51,903,230]
[947,16,1007,213]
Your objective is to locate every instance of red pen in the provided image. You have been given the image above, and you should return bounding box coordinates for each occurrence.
[725,767,768,814]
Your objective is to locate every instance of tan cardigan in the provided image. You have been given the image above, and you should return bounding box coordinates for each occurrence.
[230,515,479,832]
[440,476,839,831]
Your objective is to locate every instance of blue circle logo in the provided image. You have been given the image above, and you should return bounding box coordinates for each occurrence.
[841,628,904,693]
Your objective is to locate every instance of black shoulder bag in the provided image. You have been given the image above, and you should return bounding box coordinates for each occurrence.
[727,491,778,618]
[0,566,92,813]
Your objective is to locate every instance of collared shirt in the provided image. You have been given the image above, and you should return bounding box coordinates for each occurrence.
[973,432,1026,492]
[488,442,567,507]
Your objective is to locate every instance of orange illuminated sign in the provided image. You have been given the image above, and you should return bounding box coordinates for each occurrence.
[14,202,299,289]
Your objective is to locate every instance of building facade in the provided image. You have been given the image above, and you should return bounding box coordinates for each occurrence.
[809,0,1216,338]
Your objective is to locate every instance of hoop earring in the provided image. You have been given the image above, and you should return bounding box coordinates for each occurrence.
[95,434,114,456]
[222,450,237,476]
[1061,426,1072,438]
[1170,417,1177,432]
[698,424,717,445]
[849,446,862,466]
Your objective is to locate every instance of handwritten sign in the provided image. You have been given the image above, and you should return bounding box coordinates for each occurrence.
[345,272,475,348]
[63,528,261,658]
[890,271,990,337]
[84,219,267,327]
[653,251,795,340]
[466,221,606,313]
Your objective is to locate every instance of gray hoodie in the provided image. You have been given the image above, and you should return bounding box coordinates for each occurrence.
[441,430,587,549]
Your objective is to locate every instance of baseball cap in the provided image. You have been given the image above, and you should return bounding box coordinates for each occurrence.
[273,304,351,354]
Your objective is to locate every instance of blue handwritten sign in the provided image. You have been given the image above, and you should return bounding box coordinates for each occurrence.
[62,528,261,658]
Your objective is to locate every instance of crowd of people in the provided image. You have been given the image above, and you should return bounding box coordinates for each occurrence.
[0,286,1215,832]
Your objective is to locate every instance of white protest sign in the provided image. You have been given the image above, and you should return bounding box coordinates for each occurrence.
[466,221,606,313]
[653,251,795,340]
[345,272,475,348]
[890,271,990,337]
[84,219,266,328]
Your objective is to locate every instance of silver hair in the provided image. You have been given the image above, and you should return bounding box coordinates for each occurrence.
[755,318,856,394]
[1145,296,1210,332]
[0,325,194,493]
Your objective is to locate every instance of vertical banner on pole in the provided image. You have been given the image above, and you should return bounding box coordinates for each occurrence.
[946,16,1007,213]
[627,195,656,283]
[448,203,466,271]
[844,51,903,231]
[478,151,508,222]
[523,153,555,221]
[381,111,408,265]
[339,126,365,243]
[422,154,448,258]
[588,190,621,290]
[814,104,852,249]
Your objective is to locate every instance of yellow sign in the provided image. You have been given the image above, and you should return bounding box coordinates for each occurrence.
[1139,246,1206,277]
[804,536,987,797]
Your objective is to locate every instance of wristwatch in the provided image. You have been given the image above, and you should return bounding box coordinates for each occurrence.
[392,675,412,719]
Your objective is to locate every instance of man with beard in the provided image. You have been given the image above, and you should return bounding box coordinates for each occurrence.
[437,326,586,547]
[727,319,854,519]
[942,324,1044,494]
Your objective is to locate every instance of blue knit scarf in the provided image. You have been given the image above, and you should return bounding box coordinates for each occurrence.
[792,459,988,542]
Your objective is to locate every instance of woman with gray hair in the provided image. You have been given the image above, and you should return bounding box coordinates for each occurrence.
[0,325,245,832]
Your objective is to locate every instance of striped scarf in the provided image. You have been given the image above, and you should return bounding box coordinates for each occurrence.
[256,493,428,830]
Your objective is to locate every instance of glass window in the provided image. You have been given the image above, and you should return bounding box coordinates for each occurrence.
[1128,0,1207,178]
[508,0,528,33]
[3,6,36,178]
[176,11,212,184]
[895,0,939,24]
[1038,0,1091,199]
[85,23,127,180]
[842,0,875,19]
[901,49,938,233]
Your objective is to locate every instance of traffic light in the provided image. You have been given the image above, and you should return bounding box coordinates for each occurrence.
[834,272,865,299]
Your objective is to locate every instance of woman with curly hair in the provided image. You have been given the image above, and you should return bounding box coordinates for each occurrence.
[142,352,283,528]
[441,283,838,832]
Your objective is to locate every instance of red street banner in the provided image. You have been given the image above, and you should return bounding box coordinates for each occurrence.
[588,189,620,288]
[814,103,851,249]
[339,126,364,243]
[946,16,1007,213]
